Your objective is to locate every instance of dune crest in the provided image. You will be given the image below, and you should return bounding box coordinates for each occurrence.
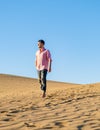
[0,74,100,130]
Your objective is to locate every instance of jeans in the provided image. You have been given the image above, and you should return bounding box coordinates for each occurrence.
[37,69,47,92]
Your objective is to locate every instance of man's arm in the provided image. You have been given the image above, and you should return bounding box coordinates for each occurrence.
[47,50,52,72]
[35,56,37,67]
[48,58,52,72]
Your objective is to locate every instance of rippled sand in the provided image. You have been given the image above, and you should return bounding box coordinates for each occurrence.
[0,74,100,130]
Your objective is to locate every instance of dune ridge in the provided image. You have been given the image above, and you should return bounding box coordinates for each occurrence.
[0,74,100,130]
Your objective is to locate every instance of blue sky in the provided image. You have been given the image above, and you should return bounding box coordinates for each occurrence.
[0,0,100,84]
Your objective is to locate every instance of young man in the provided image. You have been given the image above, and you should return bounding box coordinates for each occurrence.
[35,40,52,98]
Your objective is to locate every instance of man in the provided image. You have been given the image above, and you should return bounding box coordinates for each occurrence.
[35,40,52,98]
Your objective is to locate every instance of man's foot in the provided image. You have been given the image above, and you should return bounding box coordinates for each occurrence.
[42,92,46,98]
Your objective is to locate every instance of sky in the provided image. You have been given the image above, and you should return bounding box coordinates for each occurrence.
[0,0,100,84]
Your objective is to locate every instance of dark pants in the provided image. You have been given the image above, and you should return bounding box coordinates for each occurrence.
[37,69,47,92]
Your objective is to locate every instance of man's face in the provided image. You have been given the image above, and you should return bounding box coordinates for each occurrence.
[38,42,44,48]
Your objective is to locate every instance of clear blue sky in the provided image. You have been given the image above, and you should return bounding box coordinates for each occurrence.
[0,0,100,84]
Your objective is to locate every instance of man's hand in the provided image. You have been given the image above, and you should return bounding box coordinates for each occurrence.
[48,58,52,72]
[48,67,51,72]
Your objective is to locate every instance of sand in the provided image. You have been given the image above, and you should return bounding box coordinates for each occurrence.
[0,74,100,130]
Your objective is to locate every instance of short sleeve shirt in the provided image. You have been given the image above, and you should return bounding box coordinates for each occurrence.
[36,48,52,71]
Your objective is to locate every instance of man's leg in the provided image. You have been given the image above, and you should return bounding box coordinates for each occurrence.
[41,69,47,97]
[37,70,42,89]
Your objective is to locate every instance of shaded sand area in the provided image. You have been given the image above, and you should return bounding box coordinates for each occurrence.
[0,74,100,130]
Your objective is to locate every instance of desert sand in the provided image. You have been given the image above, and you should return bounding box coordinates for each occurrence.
[0,74,100,130]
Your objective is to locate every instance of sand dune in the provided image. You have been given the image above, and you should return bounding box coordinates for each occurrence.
[0,74,100,130]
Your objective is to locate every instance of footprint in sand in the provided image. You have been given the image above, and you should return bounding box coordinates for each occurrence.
[24,122,36,127]
[54,121,64,128]
[0,110,7,113]
[9,109,20,113]
[77,124,84,130]
[6,113,16,117]
[42,126,53,129]
[2,117,12,122]
[45,102,51,107]
[91,124,100,129]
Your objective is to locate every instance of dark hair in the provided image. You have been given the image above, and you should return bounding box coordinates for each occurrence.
[38,39,45,45]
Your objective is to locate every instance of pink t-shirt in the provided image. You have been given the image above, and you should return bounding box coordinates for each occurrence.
[36,48,52,71]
